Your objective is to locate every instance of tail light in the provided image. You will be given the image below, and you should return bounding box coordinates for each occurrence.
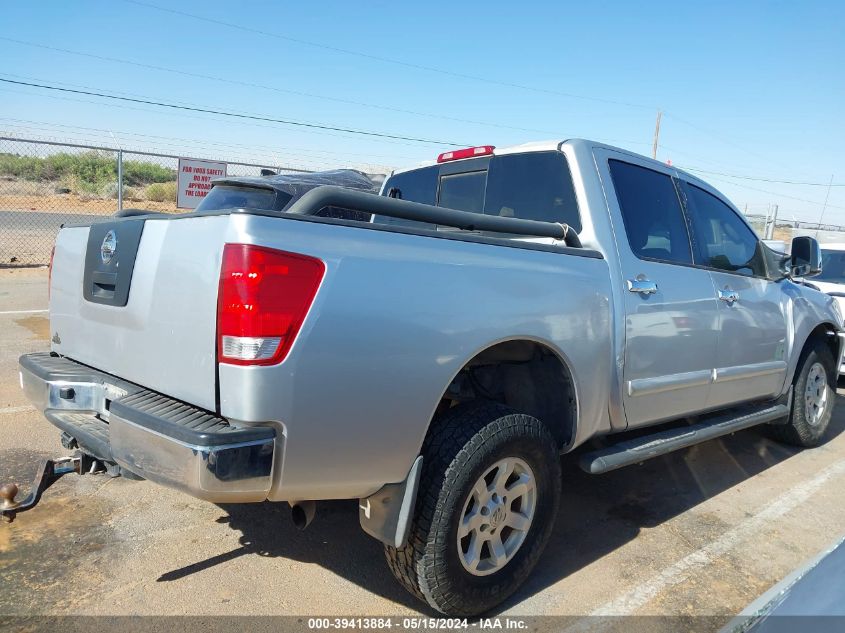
[48,244,56,301]
[217,244,325,366]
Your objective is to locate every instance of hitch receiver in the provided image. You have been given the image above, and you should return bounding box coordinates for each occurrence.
[0,453,101,523]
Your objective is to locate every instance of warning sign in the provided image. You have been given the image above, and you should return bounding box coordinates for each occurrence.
[177,157,227,209]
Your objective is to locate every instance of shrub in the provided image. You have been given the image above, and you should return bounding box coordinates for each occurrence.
[73,152,115,190]
[101,181,120,199]
[0,151,174,192]
[44,152,88,180]
[123,186,143,201]
[123,160,175,186]
[145,181,177,202]
[0,153,45,180]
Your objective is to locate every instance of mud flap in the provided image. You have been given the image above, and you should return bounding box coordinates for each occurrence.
[358,455,423,548]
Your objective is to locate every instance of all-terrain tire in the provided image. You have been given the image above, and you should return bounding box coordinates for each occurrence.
[385,401,561,616]
[769,341,836,447]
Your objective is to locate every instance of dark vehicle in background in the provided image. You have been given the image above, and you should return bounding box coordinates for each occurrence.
[196,168,382,221]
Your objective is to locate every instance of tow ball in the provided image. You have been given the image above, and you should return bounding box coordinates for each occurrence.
[0,453,103,523]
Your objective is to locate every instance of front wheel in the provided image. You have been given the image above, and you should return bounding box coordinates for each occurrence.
[770,342,836,447]
[385,402,561,616]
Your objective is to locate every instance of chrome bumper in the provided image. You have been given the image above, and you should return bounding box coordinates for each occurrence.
[19,353,276,503]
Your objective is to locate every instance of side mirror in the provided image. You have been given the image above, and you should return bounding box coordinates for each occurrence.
[790,236,822,278]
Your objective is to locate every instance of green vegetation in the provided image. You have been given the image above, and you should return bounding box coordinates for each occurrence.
[0,151,176,198]
[144,181,177,202]
[124,160,174,186]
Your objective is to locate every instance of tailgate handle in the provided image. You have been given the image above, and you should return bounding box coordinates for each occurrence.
[91,271,117,298]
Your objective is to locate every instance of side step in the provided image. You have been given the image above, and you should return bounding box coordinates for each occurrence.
[579,403,789,475]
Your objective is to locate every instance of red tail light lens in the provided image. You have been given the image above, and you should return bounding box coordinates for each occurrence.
[217,244,325,366]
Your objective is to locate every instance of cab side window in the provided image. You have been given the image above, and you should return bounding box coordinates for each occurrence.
[684,184,767,277]
[609,160,692,265]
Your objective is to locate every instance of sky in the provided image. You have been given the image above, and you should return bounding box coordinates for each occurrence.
[1,0,843,224]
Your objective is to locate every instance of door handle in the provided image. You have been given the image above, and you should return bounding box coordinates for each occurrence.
[718,289,740,304]
[627,278,658,295]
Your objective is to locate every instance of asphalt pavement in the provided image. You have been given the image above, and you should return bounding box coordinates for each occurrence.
[0,210,107,265]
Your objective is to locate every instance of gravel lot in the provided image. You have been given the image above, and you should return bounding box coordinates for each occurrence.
[2,268,845,631]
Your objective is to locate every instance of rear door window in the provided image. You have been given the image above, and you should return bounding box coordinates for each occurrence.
[376,151,581,231]
[609,159,693,265]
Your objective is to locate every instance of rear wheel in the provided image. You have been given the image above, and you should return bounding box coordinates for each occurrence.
[770,342,836,447]
[385,402,561,616]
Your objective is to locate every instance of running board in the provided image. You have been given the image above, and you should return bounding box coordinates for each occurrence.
[579,403,790,475]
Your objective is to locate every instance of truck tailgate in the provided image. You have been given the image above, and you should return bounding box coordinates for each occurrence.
[49,214,231,412]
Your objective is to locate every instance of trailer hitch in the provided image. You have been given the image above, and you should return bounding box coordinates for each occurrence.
[0,453,103,523]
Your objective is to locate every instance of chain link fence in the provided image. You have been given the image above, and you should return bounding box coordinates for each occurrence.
[746,212,845,249]
[0,136,316,266]
[4,135,844,266]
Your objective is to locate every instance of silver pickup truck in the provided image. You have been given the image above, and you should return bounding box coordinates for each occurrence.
[12,139,845,616]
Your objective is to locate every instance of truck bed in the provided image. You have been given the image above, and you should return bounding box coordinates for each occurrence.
[47,189,611,500]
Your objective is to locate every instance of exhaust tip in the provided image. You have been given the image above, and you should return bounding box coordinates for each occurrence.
[291,500,316,530]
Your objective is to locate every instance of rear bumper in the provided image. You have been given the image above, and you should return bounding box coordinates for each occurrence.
[19,352,276,502]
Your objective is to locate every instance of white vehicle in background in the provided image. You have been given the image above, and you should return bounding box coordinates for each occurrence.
[762,239,787,254]
[805,243,845,374]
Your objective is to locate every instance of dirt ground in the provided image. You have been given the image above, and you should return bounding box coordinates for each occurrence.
[0,193,178,214]
[2,268,845,632]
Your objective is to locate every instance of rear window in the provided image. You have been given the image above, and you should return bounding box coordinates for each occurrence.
[195,185,288,212]
[485,153,580,227]
[376,151,581,232]
[439,171,486,213]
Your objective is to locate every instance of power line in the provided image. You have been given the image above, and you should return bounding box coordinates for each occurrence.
[4,42,828,181]
[0,78,466,147]
[0,70,290,121]
[123,0,843,185]
[0,71,647,154]
[7,2,824,178]
[7,82,840,195]
[662,112,823,180]
[123,0,654,111]
[702,174,845,211]
[0,36,587,138]
[0,125,390,172]
[3,71,836,194]
[0,116,417,162]
[120,1,837,178]
[0,84,437,150]
[679,165,845,187]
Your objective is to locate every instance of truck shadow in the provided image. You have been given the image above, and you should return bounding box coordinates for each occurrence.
[157,391,845,615]
[158,498,422,609]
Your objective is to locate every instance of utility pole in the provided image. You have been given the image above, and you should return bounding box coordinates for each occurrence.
[651,110,662,160]
[816,174,835,235]
[767,204,778,240]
